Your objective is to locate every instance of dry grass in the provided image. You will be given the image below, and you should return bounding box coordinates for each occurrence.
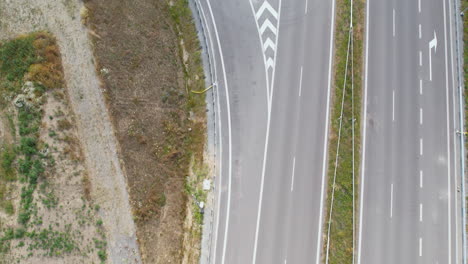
[28,32,64,89]
[84,0,206,262]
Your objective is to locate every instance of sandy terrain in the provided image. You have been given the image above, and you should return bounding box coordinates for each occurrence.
[0,0,141,263]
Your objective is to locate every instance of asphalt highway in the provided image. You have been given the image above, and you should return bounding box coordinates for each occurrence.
[196,0,336,263]
[358,0,463,263]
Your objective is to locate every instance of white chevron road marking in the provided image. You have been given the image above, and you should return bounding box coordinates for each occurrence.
[265,57,275,70]
[260,18,277,35]
[263,38,276,52]
[253,0,280,105]
[255,1,278,20]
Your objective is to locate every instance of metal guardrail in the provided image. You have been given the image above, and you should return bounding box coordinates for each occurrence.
[189,0,218,263]
[453,0,467,263]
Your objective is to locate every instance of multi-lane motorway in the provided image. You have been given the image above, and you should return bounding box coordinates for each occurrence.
[195,0,465,262]
[358,0,463,263]
[196,0,335,263]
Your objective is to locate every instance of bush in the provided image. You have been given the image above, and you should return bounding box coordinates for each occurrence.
[0,35,38,83]
[18,107,40,136]
[19,137,37,156]
[97,250,107,261]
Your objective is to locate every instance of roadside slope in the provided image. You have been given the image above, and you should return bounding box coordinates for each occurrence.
[84,0,207,263]
[0,1,141,263]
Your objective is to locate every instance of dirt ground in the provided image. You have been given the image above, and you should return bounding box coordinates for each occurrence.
[83,0,207,263]
[0,0,141,263]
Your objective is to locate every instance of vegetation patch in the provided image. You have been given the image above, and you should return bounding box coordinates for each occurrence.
[0,32,106,263]
[323,0,364,263]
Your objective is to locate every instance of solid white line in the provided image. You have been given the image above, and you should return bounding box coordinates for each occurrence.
[418,0,421,13]
[357,0,371,260]
[392,90,395,121]
[390,184,394,218]
[198,0,223,261]
[442,0,452,262]
[420,108,423,125]
[291,157,296,192]
[250,0,282,263]
[419,24,422,39]
[206,2,234,264]
[392,9,395,37]
[420,138,423,156]
[420,203,423,222]
[316,0,336,262]
[420,170,423,188]
[299,66,303,97]
[419,50,423,66]
[197,0,222,261]
[419,238,423,257]
[420,79,423,95]
[305,0,308,14]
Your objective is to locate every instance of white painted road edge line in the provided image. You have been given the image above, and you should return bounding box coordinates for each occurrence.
[390,184,394,218]
[442,0,452,262]
[291,157,296,192]
[420,203,423,222]
[299,66,303,97]
[316,0,336,262]
[357,0,370,260]
[392,90,395,122]
[206,1,234,264]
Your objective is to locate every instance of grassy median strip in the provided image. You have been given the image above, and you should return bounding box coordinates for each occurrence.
[323,0,365,263]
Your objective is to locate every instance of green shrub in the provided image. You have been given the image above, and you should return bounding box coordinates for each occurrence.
[0,35,38,83]
[97,250,107,261]
[19,137,37,156]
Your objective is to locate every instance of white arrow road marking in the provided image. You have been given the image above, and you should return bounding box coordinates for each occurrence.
[260,18,277,34]
[263,38,276,52]
[429,31,437,81]
[255,1,278,19]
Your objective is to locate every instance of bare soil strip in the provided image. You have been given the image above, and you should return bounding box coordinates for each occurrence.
[84,0,208,262]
